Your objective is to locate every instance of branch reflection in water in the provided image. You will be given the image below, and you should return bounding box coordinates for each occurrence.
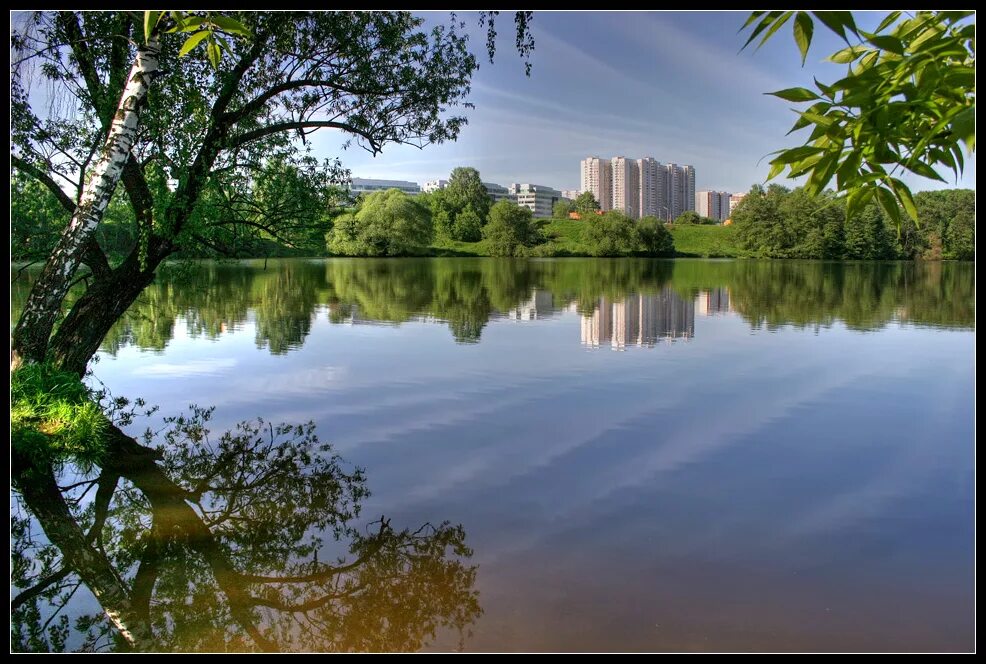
[11,403,481,652]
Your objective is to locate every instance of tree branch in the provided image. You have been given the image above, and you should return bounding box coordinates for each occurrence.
[11,154,77,214]
[10,567,72,611]
[231,121,381,154]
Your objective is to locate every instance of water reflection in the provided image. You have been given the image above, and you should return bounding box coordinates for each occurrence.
[11,407,480,652]
[9,259,975,358]
[581,290,695,349]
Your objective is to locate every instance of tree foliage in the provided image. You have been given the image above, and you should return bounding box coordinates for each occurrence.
[673,211,718,225]
[573,191,600,216]
[453,205,484,243]
[580,211,640,257]
[482,200,540,256]
[10,11,493,373]
[636,217,675,257]
[552,198,575,219]
[730,184,973,259]
[743,11,975,225]
[327,189,432,256]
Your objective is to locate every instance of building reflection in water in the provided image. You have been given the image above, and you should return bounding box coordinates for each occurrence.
[507,290,555,321]
[581,289,698,350]
[695,287,732,316]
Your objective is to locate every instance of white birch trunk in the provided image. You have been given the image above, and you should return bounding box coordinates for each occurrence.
[11,37,161,368]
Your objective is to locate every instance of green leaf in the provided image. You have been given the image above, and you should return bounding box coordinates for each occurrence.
[768,87,820,102]
[207,15,251,38]
[773,145,826,164]
[812,11,857,42]
[835,151,862,190]
[178,30,210,58]
[207,38,221,70]
[875,11,902,33]
[829,45,866,63]
[888,178,919,222]
[875,185,901,228]
[742,11,785,51]
[144,11,161,44]
[741,11,766,31]
[767,161,786,181]
[867,35,905,55]
[845,186,874,219]
[950,105,975,151]
[794,12,814,65]
[901,159,947,182]
[758,11,795,49]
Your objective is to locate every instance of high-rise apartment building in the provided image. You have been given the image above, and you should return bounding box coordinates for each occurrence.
[696,190,733,222]
[611,156,640,218]
[683,165,696,216]
[718,192,731,220]
[665,163,697,220]
[562,190,580,201]
[637,158,662,219]
[729,192,747,216]
[581,156,694,220]
[580,157,613,211]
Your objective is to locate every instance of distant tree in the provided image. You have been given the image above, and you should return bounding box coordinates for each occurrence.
[732,185,792,257]
[11,171,72,263]
[453,205,483,242]
[573,191,600,216]
[844,204,894,259]
[326,189,431,256]
[673,211,702,225]
[636,216,675,256]
[446,167,492,221]
[779,188,845,259]
[945,209,975,260]
[580,211,639,257]
[482,200,539,256]
[912,189,976,260]
[553,199,575,219]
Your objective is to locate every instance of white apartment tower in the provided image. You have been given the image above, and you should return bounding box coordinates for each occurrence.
[611,156,640,218]
[637,158,661,219]
[667,163,684,220]
[718,191,731,220]
[581,156,694,220]
[580,157,613,211]
[696,190,733,222]
[683,165,696,215]
[666,163,696,220]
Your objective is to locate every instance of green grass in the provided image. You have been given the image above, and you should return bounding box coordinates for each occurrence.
[11,363,108,470]
[668,224,747,258]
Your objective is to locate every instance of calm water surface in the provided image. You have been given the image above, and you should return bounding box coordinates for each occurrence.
[14,258,975,651]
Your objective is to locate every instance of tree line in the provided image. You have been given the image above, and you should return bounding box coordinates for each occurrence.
[731,185,975,261]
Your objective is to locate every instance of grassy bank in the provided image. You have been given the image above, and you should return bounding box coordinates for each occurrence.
[427,218,745,258]
[668,224,746,258]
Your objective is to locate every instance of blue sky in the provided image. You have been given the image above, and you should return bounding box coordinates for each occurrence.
[309,11,975,195]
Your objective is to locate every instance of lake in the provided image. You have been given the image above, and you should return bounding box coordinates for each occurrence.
[12,258,975,652]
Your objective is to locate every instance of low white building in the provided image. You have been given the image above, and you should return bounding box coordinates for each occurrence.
[507,183,564,218]
[422,179,448,193]
[350,178,421,197]
[484,182,517,204]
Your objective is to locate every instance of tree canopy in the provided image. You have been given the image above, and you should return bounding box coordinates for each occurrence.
[10,11,493,373]
[482,200,541,256]
[327,188,432,256]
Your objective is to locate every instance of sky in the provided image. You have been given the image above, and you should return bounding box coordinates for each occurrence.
[308,11,976,195]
